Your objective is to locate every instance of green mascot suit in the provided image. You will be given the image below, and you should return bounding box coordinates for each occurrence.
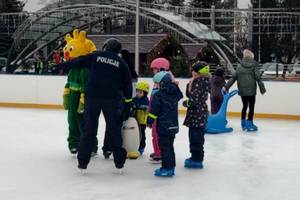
[62,29,98,155]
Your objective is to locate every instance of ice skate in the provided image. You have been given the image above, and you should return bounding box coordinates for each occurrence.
[138,148,144,155]
[241,119,247,131]
[184,158,203,169]
[246,120,258,132]
[103,151,112,159]
[114,168,124,175]
[149,153,155,159]
[91,151,97,158]
[79,168,87,175]
[154,168,175,177]
[78,163,87,175]
[69,148,77,156]
[149,154,161,164]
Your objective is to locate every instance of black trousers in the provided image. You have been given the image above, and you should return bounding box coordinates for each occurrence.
[102,128,112,153]
[241,96,256,121]
[189,127,205,162]
[77,97,126,169]
[138,124,146,151]
[158,134,176,170]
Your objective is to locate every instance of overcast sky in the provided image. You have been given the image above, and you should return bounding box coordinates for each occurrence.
[24,0,251,12]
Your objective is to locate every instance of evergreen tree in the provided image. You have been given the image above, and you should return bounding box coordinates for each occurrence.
[251,0,300,63]
[219,0,234,9]
[251,0,278,8]
[169,0,184,6]
[0,0,24,12]
[281,0,300,8]
[0,0,25,60]
[189,0,221,8]
[141,0,156,3]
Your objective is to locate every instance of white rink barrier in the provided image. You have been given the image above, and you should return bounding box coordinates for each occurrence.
[0,75,299,119]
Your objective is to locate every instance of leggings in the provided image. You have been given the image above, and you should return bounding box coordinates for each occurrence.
[241,96,256,121]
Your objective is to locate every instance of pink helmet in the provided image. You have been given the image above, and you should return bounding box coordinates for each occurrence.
[150,57,170,71]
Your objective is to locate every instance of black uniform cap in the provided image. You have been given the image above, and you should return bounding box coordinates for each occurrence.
[102,38,122,54]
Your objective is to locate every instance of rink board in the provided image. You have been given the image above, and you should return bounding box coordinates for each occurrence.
[0,74,299,119]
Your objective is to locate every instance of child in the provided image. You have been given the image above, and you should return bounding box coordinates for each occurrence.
[149,57,175,162]
[183,61,211,168]
[132,81,150,155]
[210,67,226,114]
[147,71,183,177]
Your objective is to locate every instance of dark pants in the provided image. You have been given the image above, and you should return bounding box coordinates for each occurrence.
[77,97,126,169]
[210,95,223,114]
[138,124,146,151]
[67,91,98,152]
[189,127,205,162]
[241,96,256,121]
[158,134,176,170]
[102,127,112,153]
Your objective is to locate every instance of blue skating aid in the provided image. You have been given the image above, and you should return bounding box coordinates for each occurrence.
[206,90,238,134]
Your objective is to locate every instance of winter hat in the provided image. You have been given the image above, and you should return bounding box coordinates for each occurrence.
[192,61,210,75]
[214,67,224,76]
[153,71,171,84]
[243,49,254,59]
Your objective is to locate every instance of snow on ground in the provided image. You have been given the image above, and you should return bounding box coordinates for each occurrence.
[0,107,300,200]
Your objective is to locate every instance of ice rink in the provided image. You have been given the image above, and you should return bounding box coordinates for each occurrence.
[1,107,300,200]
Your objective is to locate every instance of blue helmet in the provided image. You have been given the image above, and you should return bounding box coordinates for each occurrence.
[153,71,171,84]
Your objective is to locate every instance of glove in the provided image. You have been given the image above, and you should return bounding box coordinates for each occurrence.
[146,113,156,128]
[123,100,132,121]
[129,108,136,118]
[77,93,85,114]
[132,101,138,110]
[146,117,154,128]
[63,88,70,110]
[182,99,193,108]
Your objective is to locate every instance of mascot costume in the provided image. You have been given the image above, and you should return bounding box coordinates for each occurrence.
[62,29,98,155]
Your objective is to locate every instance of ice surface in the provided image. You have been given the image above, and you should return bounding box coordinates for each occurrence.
[1,108,300,200]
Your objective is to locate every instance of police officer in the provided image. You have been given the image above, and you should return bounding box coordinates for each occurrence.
[58,38,132,171]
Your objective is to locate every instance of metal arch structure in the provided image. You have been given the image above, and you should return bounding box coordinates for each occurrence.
[6,1,233,73]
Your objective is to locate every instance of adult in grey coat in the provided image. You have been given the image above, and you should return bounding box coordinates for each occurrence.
[224,49,266,131]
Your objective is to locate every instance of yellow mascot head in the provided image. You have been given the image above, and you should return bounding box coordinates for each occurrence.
[63,29,96,60]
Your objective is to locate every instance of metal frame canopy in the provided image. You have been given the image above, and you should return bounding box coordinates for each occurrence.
[7,0,232,72]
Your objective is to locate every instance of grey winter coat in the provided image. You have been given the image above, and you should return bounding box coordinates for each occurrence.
[225,58,266,96]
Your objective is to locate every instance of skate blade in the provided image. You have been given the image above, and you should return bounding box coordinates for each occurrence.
[90,153,97,158]
[71,154,77,159]
[78,169,87,175]
[149,160,162,164]
[113,169,124,175]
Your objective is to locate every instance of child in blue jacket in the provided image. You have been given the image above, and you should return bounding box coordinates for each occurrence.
[147,71,183,177]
